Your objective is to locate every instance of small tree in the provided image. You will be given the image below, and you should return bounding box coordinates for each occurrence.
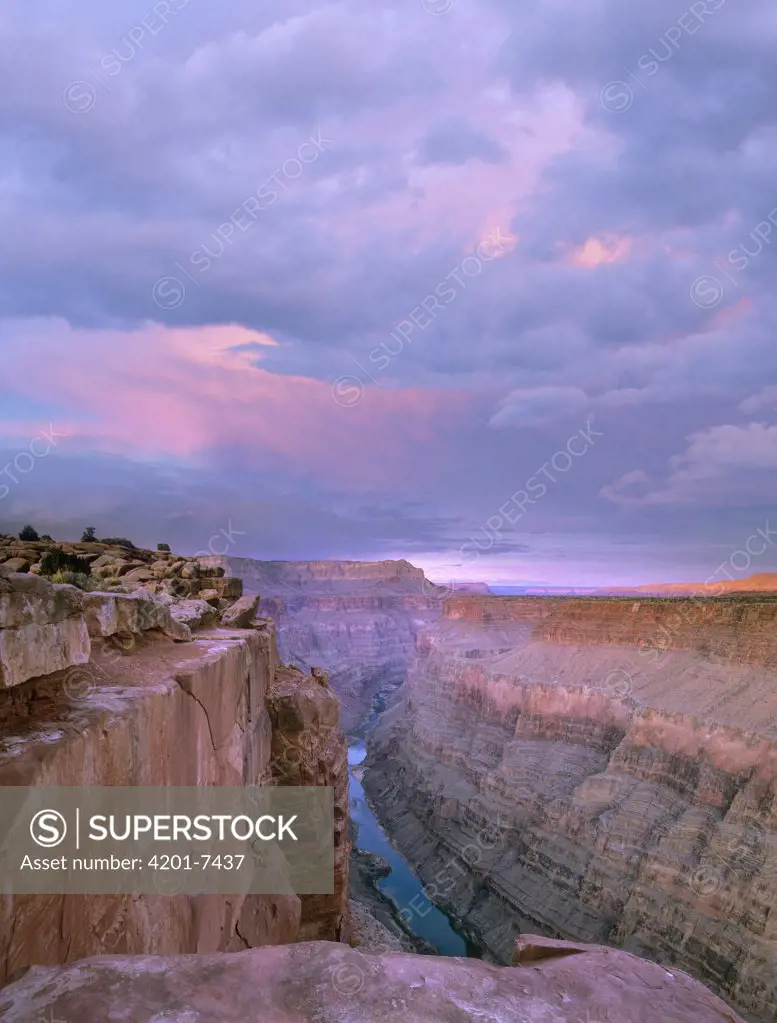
[81,526,97,542]
[41,534,54,542]
[40,550,92,577]
[157,543,171,553]
[19,525,39,541]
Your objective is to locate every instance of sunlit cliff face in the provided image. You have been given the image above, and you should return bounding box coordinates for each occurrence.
[1,0,776,583]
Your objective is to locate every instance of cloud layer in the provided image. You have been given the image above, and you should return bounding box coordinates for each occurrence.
[1,0,776,585]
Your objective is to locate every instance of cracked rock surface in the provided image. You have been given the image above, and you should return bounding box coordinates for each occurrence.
[0,937,746,1022]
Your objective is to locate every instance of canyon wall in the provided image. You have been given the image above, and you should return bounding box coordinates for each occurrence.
[364,596,777,1022]
[0,567,349,981]
[203,558,449,732]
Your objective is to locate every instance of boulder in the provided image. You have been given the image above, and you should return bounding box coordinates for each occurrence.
[90,554,118,570]
[123,567,155,584]
[0,573,85,629]
[0,576,90,688]
[310,666,329,688]
[209,576,243,599]
[3,557,31,573]
[198,563,226,578]
[169,598,218,631]
[82,591,191,642]
[220,594,260,629]
[0,941,746,1022]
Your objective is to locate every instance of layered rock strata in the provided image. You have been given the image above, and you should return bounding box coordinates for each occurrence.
[267,665,350,941]
[0,570,349,981]
[365,596,777,1022]
[0,935,746,1022]
[203,558,450,731]
[602,572,777,596]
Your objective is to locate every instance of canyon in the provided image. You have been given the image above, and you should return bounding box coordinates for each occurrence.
[203,557,451,732]
[0,544,757,1022]
[364,594,777,1022]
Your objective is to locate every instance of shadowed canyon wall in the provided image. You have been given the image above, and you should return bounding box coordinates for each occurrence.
[204,558,449,731]
[0,566,349,981]
[364,596,777,1022]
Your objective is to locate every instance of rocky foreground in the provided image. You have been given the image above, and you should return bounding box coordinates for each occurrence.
[0,935,746,1022]
[0,557,350,977]
[203,557,452,731]
[365,595,777,1022]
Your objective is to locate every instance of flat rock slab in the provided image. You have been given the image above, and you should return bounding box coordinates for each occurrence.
[82,591,192,642]
[0,940,745,1022]
[168,598,219,631]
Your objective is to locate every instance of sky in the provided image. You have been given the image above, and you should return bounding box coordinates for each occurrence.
[1,0,777,587]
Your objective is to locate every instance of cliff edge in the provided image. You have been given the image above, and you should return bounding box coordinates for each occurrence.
[0,935,746,1022]
[0,566,349,980]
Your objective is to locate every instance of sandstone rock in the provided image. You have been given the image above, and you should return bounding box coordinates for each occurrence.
[220,594,260,629]
[160,577,198,599]
[0,618,90,689]
[208,575,242,599]
[311,666,329,688]
[347,898,405,953]
[3,557,31,573]
[123,567,154,584]
[0,940,745,1022]
[0,574,85,630]
[198,562,226,578]
[365,595,777,1022]
[268,666,350,940]
[169,598,218,631]
[199,588,221,605]
[0,624,307,978]
[181,562,200,579]
[0,576,90,688]
[90,554,117,570]
[82,591,192,642]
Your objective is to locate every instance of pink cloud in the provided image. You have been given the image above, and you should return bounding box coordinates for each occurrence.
[1,319,471,489]
[566,234,633,269]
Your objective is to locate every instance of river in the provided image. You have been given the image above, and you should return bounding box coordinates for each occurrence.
[348,712,477,957]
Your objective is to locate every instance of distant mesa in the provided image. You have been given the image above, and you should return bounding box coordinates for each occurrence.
[597,572,777,596]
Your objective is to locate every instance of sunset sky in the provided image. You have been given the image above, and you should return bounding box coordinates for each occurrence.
[1,0,776,586]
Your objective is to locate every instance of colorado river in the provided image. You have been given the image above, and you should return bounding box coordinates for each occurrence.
[348,734,477,957]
